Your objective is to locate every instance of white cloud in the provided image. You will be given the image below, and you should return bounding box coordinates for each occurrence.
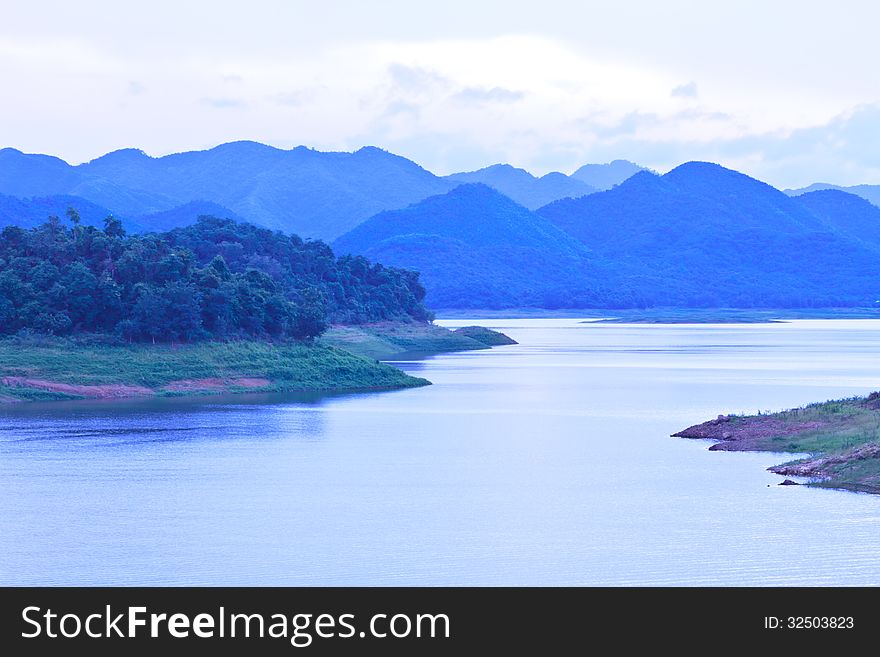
[452,87,525,104]
[386,64,449,93]
[0,4,878,187]
[671,82,698,99]
[201,98,247,109]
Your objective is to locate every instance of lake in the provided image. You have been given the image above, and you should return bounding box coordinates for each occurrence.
[2,318,880,585]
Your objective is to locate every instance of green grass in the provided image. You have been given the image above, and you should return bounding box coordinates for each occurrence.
[712,396,880,493]
[452,325,517,346]
[813,457,880,493]
[0,334,428,402]
[0,385,79,401]
[740,399,877,454]
[321,322,489,359]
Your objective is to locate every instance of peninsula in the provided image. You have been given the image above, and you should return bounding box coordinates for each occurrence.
[0,214,515,402]
[674,393,880,494]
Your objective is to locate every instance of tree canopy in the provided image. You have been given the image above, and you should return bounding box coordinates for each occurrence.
[0,213,432,342]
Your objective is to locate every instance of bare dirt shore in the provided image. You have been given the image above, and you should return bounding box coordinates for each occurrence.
[674,394,880,494]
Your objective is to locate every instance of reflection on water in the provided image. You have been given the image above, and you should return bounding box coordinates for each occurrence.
[2,319,880,585]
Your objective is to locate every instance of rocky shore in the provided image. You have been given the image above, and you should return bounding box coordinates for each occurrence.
[674,394,880,494]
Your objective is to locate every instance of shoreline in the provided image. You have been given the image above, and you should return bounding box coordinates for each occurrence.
[0,337,428,404]
[0,375,427,403]
[434,307,880,322]
[0,323,517,405]
[319,321,513,360]
[674,394,880,495]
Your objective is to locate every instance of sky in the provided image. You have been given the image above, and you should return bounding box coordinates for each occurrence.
[1,0,878,188]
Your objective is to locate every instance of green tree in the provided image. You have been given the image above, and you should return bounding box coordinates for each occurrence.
[290,287,328,340]
[66,207,81,228]
[0,212,432,342]
[58,263,100,329]
[103,215,126,239]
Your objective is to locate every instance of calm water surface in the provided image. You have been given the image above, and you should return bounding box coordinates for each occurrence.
[2,319,880,585]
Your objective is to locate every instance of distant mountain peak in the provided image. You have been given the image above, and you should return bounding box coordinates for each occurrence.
[352,145,428,165]
[332,180,601,308]
[87,148,150,165]
[353,146,420,162]
[796,187,880,243]
[0,148,71,165]
[668,160,725,171]
[446,182,512,200]
[796,188,880,215]
[476,163,533,176]
[614,169,664,191]
[791,182,838,192]
[785,182,880,209]
[355,145,387,154]
[445,164,595,210]
[800,188,870,202]
[666,161,789,192]
[570,160,646,190]
[419,183,528,211]
[664,161,745,180]
[539,171,571,182]
[204,141,284,157]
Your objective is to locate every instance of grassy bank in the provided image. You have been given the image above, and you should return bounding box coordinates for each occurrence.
[320,322,503,359]
[0,335,428,402]
[452,325,518,346]
[674,394,880,494]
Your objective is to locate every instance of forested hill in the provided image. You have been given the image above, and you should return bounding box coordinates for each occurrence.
[536,163,880,307]
[0,192,146,232]
[0,143,649,241]
[0,144,454,241]
[793,189,880,245]
[569,160,647,190]
[336,165,880,309]
[0,215,432,342]
[445,164,596,209]
[333,184,622,309]
[786,182,880,208]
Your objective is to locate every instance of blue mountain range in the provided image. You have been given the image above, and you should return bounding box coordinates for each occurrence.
[3,142,879,309]
[0,143,642,240]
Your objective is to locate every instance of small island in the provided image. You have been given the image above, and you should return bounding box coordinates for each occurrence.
[674,393,880,494]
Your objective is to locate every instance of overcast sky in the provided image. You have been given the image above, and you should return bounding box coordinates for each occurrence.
[1,0,878,187]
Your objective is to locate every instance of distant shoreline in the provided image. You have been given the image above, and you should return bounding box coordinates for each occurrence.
[435,307,880,322]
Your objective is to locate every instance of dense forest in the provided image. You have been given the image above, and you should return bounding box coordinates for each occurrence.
[335,166,880,309]
[0,143,640,241]
[0,211,431,342]
[0,143,456,240]
[536,164,880,307]
[334,183,624,309]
